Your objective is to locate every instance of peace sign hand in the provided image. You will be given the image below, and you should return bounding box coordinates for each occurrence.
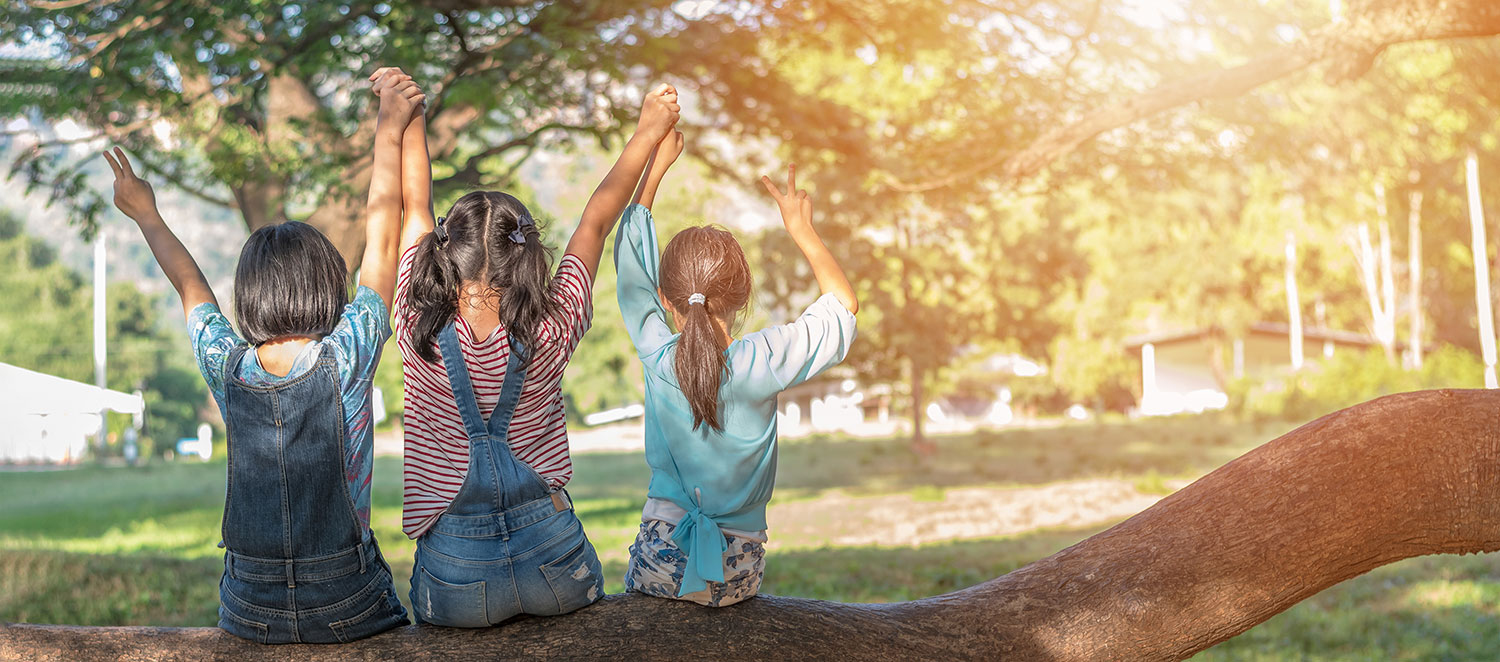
[759,163,813,234]
[103,147,158,223]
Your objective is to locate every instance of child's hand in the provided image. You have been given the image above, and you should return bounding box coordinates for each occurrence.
[651,129,684,175]
[760,164,813,234]
[637,83,680,142]
[370,67,425,125]
[103,147,158,223]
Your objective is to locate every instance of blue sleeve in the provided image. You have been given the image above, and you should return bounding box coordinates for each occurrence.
[614,204,676,358]
[187,303,242,416]
[326,286,393,394]
[743,293,857,398]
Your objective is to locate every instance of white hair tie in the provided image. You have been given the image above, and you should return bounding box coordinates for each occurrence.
[687,293,706,306]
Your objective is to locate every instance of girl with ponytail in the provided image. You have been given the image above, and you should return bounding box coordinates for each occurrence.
[617,133,859,607]
[392,80,681,627]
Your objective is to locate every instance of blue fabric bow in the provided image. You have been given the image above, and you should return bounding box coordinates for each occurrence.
[509,214,534,245]
[434,216,448,243]
[670,504,728,596]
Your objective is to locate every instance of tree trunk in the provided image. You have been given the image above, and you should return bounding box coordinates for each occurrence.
[1377,184,1398,363]
[910,358,929,454]
[1408,189,1424,369]
[4,389,1499,660]
[1465,150,1498,388]
[1285,230,1304,371]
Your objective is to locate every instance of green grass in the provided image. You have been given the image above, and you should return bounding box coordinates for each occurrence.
[4,416,1498,660]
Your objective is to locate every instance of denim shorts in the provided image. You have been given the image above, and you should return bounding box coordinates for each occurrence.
[410,497,604,627]
[218,537,408,644]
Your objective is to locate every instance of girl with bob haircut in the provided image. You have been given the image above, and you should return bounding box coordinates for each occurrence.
[392,80,681,626]
[101,68,424,643]
[616,132,859,606]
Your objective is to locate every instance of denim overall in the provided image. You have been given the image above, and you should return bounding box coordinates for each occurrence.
[217,344,408,643]
[409,323,604,627]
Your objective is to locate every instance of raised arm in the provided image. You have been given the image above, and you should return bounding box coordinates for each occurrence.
[565,83,681,277]
[366,66,437,257]
[103,147,217,319]
[630,130,684,211]
[760,165,859,315]
[359,68,426,308]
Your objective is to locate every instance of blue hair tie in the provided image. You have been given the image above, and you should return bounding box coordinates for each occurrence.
[509,213,534,245]
[434,216,449,243]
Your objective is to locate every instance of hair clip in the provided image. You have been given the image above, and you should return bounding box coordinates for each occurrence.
[688,292,706,306]
[434,216,449,243]
[509,213,534,245]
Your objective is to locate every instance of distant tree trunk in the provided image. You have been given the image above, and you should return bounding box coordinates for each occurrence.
[7,389,1500,661]
[910,358,930,455]
[1408,189,1424,369]
[1352,185,1396,362]
[1465,151,1498,388]
[1377,185,1398,363]
[1285,230,1304,370]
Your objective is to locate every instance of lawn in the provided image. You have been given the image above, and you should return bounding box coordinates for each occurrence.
[3,416,1498,659]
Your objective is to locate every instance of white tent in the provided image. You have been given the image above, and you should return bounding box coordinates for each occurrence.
[0,362,145,464]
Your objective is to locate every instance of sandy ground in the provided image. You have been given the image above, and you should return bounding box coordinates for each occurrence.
[767,479,1184,548]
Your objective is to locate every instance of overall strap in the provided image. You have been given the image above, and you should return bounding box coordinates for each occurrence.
[486,335,530,439]
[436,323,491,442]
[225,344,251,384]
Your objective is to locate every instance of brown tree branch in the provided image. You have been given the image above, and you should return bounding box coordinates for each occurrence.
[3,389,1498,660]
[433,121,605,188]
[886,0,1500,192]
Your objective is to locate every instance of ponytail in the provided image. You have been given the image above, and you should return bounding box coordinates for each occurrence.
[404,231,459,364]
[491,219,554,360]
[675,297,731,431]
[660,225,754,433]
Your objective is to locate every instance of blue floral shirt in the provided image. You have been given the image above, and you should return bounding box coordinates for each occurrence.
[187,286,391,535]
[615,204,857,595]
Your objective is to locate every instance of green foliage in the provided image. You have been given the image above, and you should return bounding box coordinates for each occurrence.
[1228,346,1486,423]
[0,212,208,454]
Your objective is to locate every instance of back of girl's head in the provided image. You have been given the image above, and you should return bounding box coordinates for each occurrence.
[233,221,348,346]
[659,226,753,432]
[404,190,555,363]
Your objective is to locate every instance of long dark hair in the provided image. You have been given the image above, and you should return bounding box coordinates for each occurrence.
[234,222,348,345]
[403,191,555,363]
[659,226,752,432]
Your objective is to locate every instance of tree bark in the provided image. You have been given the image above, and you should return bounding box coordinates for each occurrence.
[889,0,1500,192]
[5,389,1499,660]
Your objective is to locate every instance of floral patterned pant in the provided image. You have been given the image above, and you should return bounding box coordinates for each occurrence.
[624,519,765,607]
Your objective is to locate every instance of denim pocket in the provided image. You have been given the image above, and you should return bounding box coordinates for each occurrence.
[329,587,405,643]
[218,606,269,644]
[538,536,603,615]
[415,566,490,627]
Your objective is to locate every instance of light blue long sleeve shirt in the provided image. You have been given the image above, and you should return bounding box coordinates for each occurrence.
[614,204,857,595]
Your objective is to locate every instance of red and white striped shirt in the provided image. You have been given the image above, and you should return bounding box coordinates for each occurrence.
[395,245,593,538]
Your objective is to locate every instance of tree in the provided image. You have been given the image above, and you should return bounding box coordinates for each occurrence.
[0,212,207,453]
[5,388,1499,659]
[0,1,716,269]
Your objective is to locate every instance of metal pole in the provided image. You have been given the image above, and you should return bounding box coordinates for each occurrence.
[94,232,107,450]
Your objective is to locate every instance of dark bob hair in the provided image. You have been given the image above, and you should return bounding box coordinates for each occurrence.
[233,221,348,346]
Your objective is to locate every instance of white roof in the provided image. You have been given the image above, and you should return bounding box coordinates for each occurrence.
[0,363,145,415]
